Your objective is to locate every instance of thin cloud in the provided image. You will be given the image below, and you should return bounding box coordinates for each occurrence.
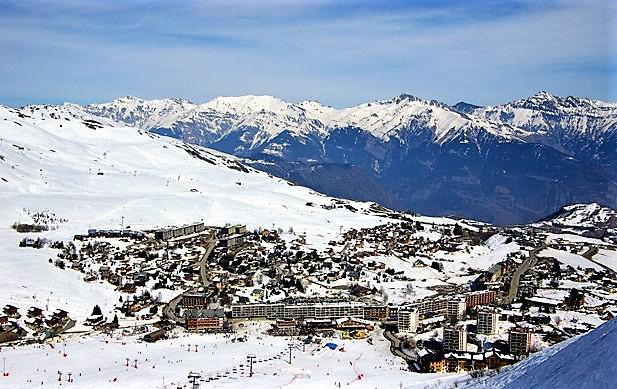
[0,0,613,107]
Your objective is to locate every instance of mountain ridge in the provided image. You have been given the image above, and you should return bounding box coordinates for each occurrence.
[14,91,617,225]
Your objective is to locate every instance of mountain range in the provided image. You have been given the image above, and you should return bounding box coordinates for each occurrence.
[34,91,617,224]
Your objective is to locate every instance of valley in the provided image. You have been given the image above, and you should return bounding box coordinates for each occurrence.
[0,104,616,388]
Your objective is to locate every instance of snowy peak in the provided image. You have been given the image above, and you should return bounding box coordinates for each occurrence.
[509,90,617,114]
[477,91,617,127]
[452,101,482,114]
[81,93,531,145]
[85,96,198,129]
[202,95,290,115]
[468,92,617,164]
[328,93,527,143]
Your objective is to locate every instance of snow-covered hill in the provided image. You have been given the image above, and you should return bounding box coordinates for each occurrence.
[462,318,617,389]
[0,103,408,326]
[539,203,617,229]
[0,103,396,242]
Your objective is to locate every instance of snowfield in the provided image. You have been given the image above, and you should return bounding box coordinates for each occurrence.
[0,104,391,243]
[537,247,603,271]
[0,323,463,389]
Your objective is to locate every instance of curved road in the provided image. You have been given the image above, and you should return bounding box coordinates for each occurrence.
[163,238,217,323]
[383,330,418,366]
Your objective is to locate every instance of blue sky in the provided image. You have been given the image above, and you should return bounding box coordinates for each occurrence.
[0,0,615,107]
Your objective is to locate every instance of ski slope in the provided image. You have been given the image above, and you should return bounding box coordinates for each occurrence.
[0,323,463,389]
[462,318,617,389]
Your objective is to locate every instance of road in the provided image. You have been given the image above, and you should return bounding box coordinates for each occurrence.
[163,238,218,324]
[383,330,418,366]
[198,239,218,287]
[502,245,546,304]
[162,292,185,323]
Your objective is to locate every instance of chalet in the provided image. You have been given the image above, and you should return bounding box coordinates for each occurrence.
[525,296,558,313]
[185,308,226,332]
[420,350,446,373]
[25,316,44,330]
[3,305,20,318]
[99,265,111,279]
[443,350,516,372]
[46,309,70,328]
[349,285,372,297]
[27,306,44,318]
[483,350,515,369]
[181,292,210,309]
[119,283,137,294]
[0,323,25,343]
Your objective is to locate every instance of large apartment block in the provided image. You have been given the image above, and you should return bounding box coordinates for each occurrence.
[477,309,499,335]
[443,325,468,352]
[447,298,466,322]
[397,308,419,334]
[509,328,534,355]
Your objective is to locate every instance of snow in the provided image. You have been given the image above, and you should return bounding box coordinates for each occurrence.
[544,233,607,246]
[474,92,617,137]
[462,318,617,389]
[592,249,617,272]
[545,203,616,229]
[538,247,603,271]
[0,325,461,389]
[83,93,534,150]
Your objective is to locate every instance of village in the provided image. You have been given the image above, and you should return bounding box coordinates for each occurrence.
[4,214,617,378]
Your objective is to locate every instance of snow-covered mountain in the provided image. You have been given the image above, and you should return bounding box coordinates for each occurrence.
[539,203,617,229]
[0,103,394,243]
[461,91,617,167]
[463,318,617,389]
[86,93,530,154]
[86,95,326,157]
[76,92,617,224]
